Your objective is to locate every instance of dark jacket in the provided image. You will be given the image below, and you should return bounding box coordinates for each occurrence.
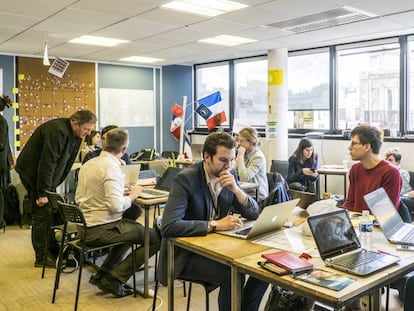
[157,161,260,285]
[0,114,13,188]
[15,118,81,197]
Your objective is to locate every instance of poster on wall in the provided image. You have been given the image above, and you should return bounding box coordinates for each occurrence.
[99,88,154,127]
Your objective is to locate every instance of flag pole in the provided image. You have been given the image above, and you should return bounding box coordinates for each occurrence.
[179,96,187,158]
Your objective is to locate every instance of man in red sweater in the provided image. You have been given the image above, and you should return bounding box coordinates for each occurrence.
[344,124,401,213]
[343,124,401,311]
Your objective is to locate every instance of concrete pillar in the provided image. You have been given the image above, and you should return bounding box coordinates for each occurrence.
[267,48,289,168]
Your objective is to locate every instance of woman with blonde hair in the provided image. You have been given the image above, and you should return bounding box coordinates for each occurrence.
[233,127,268,203]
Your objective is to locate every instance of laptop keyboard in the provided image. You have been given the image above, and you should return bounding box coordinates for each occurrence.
[338,249,385,269]
[235,227,252,236]
[402,229,414,242]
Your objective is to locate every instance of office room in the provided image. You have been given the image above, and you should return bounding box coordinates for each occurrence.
[1,0,414,310]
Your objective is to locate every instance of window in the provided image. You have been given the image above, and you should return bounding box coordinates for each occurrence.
[407,37,414,132]
[195,62,230,128]
[337,40,400,132]
[287,49,330,130]
[234,57,267,127]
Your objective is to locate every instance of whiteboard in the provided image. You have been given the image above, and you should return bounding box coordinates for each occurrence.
[99,88,154,127]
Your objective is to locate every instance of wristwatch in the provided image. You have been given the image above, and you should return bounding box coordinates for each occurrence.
[210,220,217,233]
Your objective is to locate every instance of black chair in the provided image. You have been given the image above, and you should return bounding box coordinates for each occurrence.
[270,160,289,178]
[42,190,78,278]
[399,200,412,223]
[53,201,137,311]
[265,172,290,207]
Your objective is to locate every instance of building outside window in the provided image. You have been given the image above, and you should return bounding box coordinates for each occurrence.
[337,40,400,133]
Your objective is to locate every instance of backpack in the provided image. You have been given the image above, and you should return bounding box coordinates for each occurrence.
[4,184,22,227]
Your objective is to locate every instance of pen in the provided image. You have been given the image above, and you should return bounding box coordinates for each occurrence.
[377,249,392,255]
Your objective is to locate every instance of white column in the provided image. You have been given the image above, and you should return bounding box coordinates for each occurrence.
[267,48,289,169]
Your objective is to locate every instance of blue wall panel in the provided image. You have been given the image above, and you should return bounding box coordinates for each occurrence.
[0,55,15,149]
[161,65,193,154]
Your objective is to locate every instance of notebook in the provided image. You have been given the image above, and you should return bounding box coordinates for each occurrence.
[139,167,181,199]
[121,164,141,185]
[364,187,414,245]
[289,189,318,209]
[218,198,300,240]
[307,209,400,276]
[261,251,313,273]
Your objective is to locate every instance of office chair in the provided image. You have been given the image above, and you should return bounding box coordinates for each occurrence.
[270,160,289,179]
[53,201,137,311]
[161,151,179,160]
[42,190,78,278]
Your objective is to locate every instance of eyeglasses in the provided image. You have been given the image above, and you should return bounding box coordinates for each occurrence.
[349,141,363,147]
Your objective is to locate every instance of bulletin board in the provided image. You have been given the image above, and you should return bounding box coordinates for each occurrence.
[17,57,96,149]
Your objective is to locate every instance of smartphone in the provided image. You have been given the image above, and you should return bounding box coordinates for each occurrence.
[396,245,414,251]
[310,168,316,172]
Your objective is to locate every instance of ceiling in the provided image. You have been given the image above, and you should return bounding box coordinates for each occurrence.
[1,0,414,67]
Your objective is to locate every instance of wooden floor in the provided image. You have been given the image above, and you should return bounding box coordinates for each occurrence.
[0,208,405,311]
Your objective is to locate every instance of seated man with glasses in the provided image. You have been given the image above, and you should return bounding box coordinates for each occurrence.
[343,124,401,311]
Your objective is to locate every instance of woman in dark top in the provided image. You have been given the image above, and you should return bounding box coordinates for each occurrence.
[287,138,319,193]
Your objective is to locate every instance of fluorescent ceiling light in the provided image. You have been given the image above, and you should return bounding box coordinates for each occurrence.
[199,35,256,46]
[161,0,247,17]
[69,35,129,47]
[119,56,165,63]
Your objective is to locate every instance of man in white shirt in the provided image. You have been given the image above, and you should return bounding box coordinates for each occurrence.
[75,128,160,297]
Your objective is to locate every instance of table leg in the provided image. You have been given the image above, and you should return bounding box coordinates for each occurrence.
[167,239,175,311]
[324,174,327,193]
[231,267,242,311]
[144,205,149,298]
[372,288,381,311]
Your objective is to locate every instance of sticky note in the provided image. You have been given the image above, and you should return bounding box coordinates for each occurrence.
[12,115,19,122]
[14,141,20,147]
[268,69,283,86]
[12,102,19,108]
[14,129,20,135]
[18,74,25,80]
[12,88,18,94]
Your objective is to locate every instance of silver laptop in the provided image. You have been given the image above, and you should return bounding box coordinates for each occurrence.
[307,209,400,276]
[218,198,300,240]
[121,164,141,184]
[139,167,181,199]
[364,187,414,245]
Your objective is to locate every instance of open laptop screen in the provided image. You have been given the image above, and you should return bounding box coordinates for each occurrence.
[155,167,182,191]
[364,187,403,236]
[307,210,360,260]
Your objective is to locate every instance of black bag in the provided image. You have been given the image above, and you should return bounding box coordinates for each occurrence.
[4,184,22,226]
[264,285,314,311]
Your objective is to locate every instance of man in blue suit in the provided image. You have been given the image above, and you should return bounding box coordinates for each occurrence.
[158,132,268,311]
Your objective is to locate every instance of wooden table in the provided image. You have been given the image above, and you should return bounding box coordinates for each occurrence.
[168,222,414,311]
[317,166,349,200]
[135,196,168,298]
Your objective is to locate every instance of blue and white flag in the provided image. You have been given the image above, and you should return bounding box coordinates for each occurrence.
[195,91,222,120]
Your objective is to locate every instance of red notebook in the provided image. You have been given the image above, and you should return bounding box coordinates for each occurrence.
[261,251,313,274]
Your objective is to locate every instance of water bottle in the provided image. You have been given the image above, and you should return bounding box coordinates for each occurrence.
[359,210,373,248]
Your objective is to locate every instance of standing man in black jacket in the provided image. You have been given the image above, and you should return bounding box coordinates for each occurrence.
[16,110,97,267]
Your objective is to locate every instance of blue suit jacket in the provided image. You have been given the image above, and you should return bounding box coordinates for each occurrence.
[158,161,260,285]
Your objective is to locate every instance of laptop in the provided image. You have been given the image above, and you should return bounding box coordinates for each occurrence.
[218,198,300,240]
[121,164,141,185]
[307,209,400,276]
[139,167,181,199]
[289,189,318,209]
[364,187,414,245]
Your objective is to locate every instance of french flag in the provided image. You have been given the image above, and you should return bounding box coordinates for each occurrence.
[195,91,227,130]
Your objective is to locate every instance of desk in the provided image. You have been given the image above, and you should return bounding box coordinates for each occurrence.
[135,196,168,298]
[168,222,414,310]
[318,166,349,200]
